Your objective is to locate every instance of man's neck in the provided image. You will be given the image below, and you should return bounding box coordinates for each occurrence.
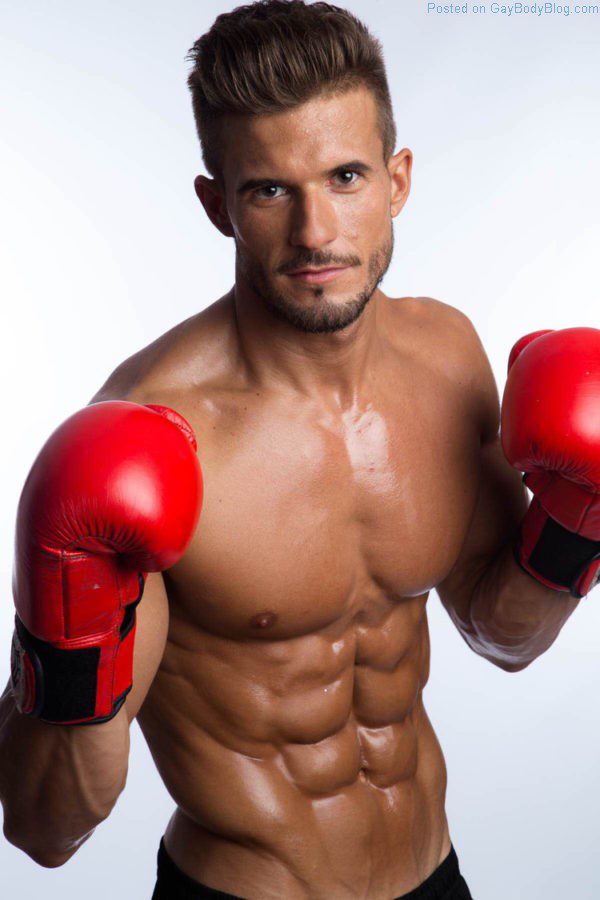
[227,282,388,409]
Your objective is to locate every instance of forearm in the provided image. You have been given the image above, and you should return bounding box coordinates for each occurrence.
[0,680,129,866]
[467,541,582,671]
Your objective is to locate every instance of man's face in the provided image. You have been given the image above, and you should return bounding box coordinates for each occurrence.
[213,86,410,334]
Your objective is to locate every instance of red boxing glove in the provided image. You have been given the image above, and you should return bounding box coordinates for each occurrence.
[10,401,203,724]
[501,327,600,598]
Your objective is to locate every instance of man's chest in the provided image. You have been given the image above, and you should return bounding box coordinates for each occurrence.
[166,367,482,641]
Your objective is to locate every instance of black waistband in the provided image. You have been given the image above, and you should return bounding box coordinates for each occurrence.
[153,836,465,900]
[394,844,462,899]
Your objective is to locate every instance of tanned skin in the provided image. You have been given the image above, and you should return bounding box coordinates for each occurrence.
[4,84,564,897]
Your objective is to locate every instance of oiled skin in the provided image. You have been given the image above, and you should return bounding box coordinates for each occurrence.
[119,290,484,899]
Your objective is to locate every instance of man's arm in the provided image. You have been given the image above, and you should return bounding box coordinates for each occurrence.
[436,312,581,671]
[1,365,199,866]
[0,571,168,867]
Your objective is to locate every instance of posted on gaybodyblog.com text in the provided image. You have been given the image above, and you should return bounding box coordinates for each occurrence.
[426,1,598,15]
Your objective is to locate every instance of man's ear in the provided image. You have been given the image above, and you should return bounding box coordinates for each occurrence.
[194,175,234,237]
[388,148,412,218]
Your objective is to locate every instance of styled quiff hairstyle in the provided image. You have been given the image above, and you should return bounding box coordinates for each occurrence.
[186,0,396,187]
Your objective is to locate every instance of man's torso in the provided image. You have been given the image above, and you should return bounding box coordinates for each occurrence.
[109,292,484,899]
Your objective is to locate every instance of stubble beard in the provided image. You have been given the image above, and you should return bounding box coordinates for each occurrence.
[234,224,395,335]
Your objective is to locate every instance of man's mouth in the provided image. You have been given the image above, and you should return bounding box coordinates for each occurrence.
[286,266,351,284]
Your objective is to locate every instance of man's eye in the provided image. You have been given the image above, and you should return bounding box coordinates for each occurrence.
[334,169,360,186]
[254,184,285,199]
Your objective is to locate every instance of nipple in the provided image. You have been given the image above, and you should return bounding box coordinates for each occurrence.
[249,611,278,629]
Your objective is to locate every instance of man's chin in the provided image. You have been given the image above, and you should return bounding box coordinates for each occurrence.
[263,289,373,334]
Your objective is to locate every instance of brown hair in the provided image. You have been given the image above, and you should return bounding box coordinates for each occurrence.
[186,0,396,187]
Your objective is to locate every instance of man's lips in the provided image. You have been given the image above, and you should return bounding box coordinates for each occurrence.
[286,266,351,284]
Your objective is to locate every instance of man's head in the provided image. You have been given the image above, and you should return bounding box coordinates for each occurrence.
[187,0,411,334]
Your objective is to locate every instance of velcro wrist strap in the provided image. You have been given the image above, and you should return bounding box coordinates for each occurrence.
[10,574,144,725]
[514,496,600,598]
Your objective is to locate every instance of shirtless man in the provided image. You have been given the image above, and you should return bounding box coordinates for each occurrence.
[2,3,599,899]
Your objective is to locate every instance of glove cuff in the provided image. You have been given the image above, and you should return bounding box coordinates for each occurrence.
[514,496,600,598]
[10,574,144,725]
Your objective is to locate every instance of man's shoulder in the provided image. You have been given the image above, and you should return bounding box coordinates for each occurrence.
[387,295,484,367]
[391,294,478,336]
[389,295,500,443]
[90,294,233,406]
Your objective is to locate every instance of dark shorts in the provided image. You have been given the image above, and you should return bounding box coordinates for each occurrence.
[151,836,473,899]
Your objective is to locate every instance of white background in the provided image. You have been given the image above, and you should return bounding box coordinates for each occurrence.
[1,1,599,897]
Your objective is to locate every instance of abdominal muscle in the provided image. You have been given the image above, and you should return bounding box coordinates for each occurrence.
[137,596,452,900]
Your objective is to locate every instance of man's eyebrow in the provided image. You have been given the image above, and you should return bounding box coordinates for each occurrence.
[236,160,375,195]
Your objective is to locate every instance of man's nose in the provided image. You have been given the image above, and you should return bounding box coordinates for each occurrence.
[288,190,338,249]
